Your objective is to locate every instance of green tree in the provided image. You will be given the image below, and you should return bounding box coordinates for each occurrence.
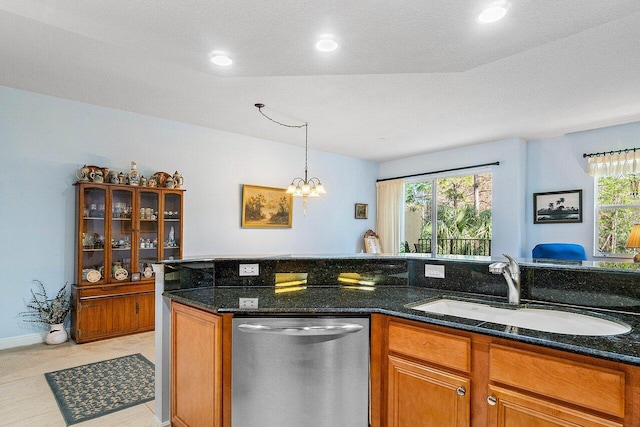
[405,173,492,255]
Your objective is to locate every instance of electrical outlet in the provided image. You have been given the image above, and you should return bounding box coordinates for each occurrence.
[239,263,259,276]
[425,264,445,278]
[239,297,259,309]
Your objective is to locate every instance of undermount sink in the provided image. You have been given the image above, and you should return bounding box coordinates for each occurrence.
[408,298,631,336]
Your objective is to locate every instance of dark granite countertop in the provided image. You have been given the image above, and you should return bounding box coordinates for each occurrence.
[164,285,640,367]
[154,253,640,273]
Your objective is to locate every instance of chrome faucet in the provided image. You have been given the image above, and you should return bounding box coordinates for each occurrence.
[489,253,521,305]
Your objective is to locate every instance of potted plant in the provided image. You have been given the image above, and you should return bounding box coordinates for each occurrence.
[21,280,71,344]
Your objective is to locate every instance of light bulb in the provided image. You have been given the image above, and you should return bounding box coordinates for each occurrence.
[478,6,507,23]
[210,55,232,66]
[316,38,338,52]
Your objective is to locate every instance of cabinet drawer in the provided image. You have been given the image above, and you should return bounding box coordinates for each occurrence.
[78,282,154,298]
[388,321,471,373]
[489,344,625,417]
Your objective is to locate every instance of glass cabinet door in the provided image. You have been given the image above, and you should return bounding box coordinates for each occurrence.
[80,186,106,284]
[139,190,159,279]
[163,192,182,260]
[110,189,134,281]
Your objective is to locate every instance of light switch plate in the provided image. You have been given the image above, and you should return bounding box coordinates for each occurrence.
[425,264,445,278]
[239,297,259,308]
[239,263,259,276]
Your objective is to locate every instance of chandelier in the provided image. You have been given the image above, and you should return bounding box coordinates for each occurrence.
[255,103,326,213]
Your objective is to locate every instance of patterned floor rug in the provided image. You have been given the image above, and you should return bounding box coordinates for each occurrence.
[45,353,154,425]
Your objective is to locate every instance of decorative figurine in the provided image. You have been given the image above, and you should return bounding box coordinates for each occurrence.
[75,165,91,181]
[128,161,140,186]
[108,170,119,184]
[90,170,104,183]
[172,171,183,188]
[168,226,176,247]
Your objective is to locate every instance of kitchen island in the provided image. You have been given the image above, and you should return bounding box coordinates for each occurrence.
[154,254,640,426]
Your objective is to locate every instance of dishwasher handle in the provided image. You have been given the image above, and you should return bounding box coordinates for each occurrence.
[238,322,364,336]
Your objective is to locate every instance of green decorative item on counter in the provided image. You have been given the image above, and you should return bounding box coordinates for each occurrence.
[21,280,71,344]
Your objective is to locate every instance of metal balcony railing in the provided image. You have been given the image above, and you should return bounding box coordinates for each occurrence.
[413,238,491,256]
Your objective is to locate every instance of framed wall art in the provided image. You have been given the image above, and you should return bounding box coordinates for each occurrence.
[533,189,582,224]
[241,184,293,228]
[355,203,368,219]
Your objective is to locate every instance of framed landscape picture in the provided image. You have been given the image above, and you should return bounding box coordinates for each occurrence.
[533,189,582,224]
[241,184,293,228]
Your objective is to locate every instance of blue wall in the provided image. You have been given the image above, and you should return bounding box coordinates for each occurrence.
[0,86,379,343]
[379,138,528,257]
[525,121,640,258]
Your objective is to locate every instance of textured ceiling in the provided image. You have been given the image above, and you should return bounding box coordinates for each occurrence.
[2,1,640,162]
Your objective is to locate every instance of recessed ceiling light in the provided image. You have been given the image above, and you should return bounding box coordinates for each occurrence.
[210,54,232,66]
[478,5,507,23]
[316,37,338,52]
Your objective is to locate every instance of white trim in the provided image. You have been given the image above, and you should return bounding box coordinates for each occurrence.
[0,332,46,350]
[152,415,171,427]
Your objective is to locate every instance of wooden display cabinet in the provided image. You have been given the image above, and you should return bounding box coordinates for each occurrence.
[71,182,184,343]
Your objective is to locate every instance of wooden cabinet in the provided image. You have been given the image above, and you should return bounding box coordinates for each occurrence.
[171,302,223,427]
[384,319,471,427]
[373,316,640,427]
[487,385,622,427]
[387,355,470,427]
[71,182,184,343]
[487,345,625,427]
[71,288,155,342]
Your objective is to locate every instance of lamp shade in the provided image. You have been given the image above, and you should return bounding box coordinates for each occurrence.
[626,224,640,248]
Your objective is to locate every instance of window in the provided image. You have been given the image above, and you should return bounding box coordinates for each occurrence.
[404,171,492,256]
[595,175,640,256]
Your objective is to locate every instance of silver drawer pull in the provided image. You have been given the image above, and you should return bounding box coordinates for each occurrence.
[238,323,364,336]
[456,386,466,396]
[487,395,497,406]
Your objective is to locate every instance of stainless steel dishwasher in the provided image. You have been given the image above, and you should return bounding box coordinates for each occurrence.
[232,317,369,427]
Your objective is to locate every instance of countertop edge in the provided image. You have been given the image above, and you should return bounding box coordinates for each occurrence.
[163,288,640,367]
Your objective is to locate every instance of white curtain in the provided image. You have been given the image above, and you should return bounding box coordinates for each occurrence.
[376,179,404,254]
[587,151,640,177]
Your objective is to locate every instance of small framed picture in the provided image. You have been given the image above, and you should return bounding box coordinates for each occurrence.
[355,203,368,219]
[131,272,141,282]
[533,189,583,224]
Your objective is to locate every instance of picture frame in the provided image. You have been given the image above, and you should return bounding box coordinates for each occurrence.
[355,203,368,219]
[241,184,293,228]
[533,189,582,224]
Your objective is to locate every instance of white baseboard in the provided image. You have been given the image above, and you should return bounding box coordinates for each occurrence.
[0,332,46,350]
[152,415,170,427]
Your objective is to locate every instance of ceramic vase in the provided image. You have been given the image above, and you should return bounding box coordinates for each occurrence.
[46,323,68,345]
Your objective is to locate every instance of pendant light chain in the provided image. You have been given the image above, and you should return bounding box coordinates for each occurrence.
[254,103,326,215]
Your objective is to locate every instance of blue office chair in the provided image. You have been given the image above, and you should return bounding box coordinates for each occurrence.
[532,243,587,261]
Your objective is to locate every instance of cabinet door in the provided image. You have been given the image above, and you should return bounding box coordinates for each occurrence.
[76,298,109,340]
[487,386,622,427]
[171,302,222,427]
[162,191,182,260]
[78,185,107,284]
[388,355,470,427]
[136,293,155,331]
[138,189,160,277]
[109,188,135,281]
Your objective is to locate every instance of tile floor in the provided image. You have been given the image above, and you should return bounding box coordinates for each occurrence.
[0,332,155,426]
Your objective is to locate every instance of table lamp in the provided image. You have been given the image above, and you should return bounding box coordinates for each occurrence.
[626,224,640,262]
